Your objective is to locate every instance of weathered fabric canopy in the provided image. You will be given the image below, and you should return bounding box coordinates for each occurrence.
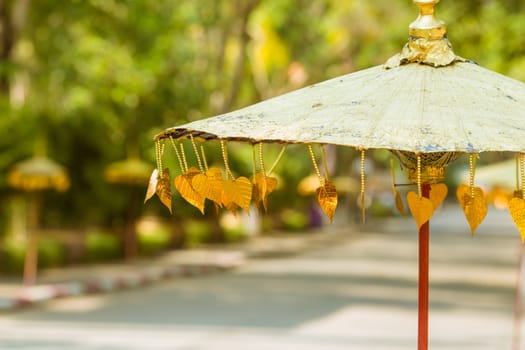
[157,61,525,153]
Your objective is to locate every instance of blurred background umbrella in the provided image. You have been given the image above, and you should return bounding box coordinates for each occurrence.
[7,143,70,285]
[104,156,153,259]
[8,156,70,192]
[150,1,525,349]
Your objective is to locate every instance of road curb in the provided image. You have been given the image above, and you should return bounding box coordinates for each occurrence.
[0,257,244,312]
[0,229,350,313]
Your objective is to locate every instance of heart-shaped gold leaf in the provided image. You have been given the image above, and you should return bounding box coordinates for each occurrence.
[156,168,172,214]
[458,187,487,235]
[253,172,278,211]
[222,176,253,214]
[174,167,205,214]
[509,197,525,242]
[316,180,338,222]
[191,167,224,206]
[430,183,448,209]
[144,168,159,204]
[407,192,434,229]
[456,184,470,209]
[394,188,407,216]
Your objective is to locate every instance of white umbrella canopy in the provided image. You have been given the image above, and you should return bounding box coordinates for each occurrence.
[157,61,525,153]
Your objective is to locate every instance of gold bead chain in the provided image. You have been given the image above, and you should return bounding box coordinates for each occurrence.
[200,145,209,172]
[521,153,525,200]
[361,149,366,223]
[308,145,324,185]
[189,134,204,173]
[469,153,477,198]
[221,140,234,180]
[155,140,164,177]
[169,136,186,174]
[259,143,266,175]
[179,143,189,174]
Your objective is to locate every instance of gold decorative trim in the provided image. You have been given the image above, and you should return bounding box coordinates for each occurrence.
[407,166,445,184]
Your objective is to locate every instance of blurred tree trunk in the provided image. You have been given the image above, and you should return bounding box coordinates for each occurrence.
[0,0,29,96]
[221,0,260,113]
[0,0,14,94]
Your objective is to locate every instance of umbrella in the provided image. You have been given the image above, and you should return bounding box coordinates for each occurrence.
[104,157,153,259]
[8,155,70,285]
[104,157,153,186]
[8,156,70,192]
[147,0,525,348]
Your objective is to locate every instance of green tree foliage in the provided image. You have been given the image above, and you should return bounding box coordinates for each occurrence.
[0,0,523,230]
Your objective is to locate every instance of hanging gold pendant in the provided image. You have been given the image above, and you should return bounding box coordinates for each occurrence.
[156,168,173,214]
[251,143,279,212]
[144,168,173,214]
[429,183,448,209]
[308,145,338,221]
[145,140,173,213]
[406,183,447,229]
[191,167,224,207]
[317,180,338,223]
[144,168,159,204]
[175,167,205,214]
[407,154,434,229]
[222,176,253,214]
[407,192,434,229]
[394,189,407,215]
[456,154,487,235]
[456,184,487,235]
[252,172,278,212]
[509,153,525,242]
[509,197,525,243]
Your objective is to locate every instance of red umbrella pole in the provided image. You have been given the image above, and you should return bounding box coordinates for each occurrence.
[418,183,431,350]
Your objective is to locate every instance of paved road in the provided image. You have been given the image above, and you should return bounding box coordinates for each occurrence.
[0,204,522,349]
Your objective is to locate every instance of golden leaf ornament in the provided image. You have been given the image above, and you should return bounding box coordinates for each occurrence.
[316,180,338,222]
[144,168,158,204]
[509,197,525,242]
[407,192,434,229]
[191,167,224,206]
[394,188,407,216]
[456,184,470,209]
[429,183,448,209]
[156,168,173,214]
[252,172,278,211]
[456,185,487,235]
[222,176,253,214]
[174,167,205,214]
